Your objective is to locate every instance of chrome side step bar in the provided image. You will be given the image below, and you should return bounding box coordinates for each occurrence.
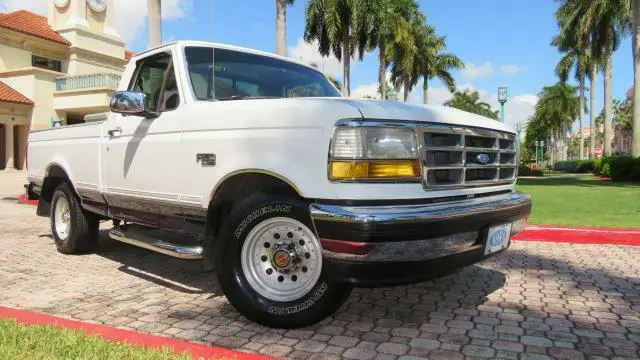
[109,225,203,260]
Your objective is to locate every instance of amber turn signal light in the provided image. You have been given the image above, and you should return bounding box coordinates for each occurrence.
[330,160,421,180]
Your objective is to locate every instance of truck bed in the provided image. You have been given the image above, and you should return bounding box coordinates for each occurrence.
[28,122,105,191]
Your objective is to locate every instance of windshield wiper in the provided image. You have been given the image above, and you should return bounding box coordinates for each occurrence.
[217,96,281,101]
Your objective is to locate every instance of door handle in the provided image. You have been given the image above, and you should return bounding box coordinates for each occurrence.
[107,126,122,137]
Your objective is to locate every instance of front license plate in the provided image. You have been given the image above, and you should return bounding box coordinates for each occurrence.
[485,223,512,255]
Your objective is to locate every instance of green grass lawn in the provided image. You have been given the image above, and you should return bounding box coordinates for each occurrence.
[516,176,640,228]
[0,318,192,360]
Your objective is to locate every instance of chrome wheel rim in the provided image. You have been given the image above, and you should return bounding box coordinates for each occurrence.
[54,196,71,240]
[241,217,322,302]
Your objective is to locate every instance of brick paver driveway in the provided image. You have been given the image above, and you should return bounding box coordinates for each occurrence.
[1,198,639,360]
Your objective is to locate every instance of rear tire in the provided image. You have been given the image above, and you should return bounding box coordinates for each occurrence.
[50,183,98,254]
[214,194,351,328]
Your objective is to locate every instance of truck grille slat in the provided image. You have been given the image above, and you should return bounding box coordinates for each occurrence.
[420,124,517,189]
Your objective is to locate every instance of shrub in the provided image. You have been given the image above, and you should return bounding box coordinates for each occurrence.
[593,156,613,176]
[518,165,544,177]
[607,156,640,181]
[601,163,611,178]
[553,160,577,171]
[575,160,594,173]
[553,160,594,173]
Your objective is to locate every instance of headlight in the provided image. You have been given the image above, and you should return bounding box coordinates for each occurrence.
[329,124,421,181]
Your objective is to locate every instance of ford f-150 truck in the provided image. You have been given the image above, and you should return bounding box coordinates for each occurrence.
[26,41,531,328]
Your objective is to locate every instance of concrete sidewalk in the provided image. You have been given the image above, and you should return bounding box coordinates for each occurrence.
[0,170,27,199]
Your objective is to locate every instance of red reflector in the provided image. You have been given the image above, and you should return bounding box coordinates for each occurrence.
[320,238,371,255]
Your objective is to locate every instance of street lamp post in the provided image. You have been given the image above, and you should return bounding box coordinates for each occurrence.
[498,86,508,123]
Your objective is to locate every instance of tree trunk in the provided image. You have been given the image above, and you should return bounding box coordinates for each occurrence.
[423,77,429,104]
[590,63,597,159]
[342,26,350,96]
[147,0,162,48]
[633,0,640,156]
[276,0,286,56]
[378,42,386,99]
[603,29,614,156]
[404,81,410,102]
[579,77,585,160]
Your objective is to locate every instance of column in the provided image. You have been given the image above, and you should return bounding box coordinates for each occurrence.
[4,123,14,170]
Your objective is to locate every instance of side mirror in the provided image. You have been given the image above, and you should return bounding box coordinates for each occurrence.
[110,91,158,118]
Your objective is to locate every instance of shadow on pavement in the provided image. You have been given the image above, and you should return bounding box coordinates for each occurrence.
[94,230,216,296]
[93,224,508,327]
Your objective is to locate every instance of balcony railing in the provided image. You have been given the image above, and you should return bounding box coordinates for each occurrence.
[56,73,121,92]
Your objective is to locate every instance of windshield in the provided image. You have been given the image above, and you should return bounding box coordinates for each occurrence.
[184,46,341,101]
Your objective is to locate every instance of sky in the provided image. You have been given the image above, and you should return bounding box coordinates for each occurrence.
[1,0,634,131]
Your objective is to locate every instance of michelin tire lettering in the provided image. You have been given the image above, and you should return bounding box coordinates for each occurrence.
[268,282,328,315]
[235,205,292,238]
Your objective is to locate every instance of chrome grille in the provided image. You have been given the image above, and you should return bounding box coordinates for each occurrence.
[420,124,517,189]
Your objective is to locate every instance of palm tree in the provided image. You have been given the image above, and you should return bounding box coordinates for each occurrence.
[304,0,375,96]
[633,0,640,156]
[326,75,342,91]
[444,89,499,119]
[552,32,591,159]
[557,0,631,156]
[276,0,295,56]
[387,16,430,101]
[147,0,162,48]
[535,83,581,162]
[367,0,421,100]
[422,50,463,105]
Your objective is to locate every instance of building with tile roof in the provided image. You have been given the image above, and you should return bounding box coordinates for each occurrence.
[0,0,130,170]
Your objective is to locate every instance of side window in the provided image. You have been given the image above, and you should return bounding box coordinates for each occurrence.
[129,53,172,112]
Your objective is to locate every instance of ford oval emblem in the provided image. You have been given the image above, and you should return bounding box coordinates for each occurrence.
[489,229,507,247]
[477,153,491,164]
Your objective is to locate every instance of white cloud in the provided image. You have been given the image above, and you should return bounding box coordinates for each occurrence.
[461,62,495,80]
[113,0,191,43]
[486,93,538,128]
[500,64,529,76]
[0,0,47,13]
[288,38,343,77]
[0,0,191,44]
[351,83,381,99]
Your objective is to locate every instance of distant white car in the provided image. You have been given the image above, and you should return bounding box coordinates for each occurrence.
[26,41,531,328]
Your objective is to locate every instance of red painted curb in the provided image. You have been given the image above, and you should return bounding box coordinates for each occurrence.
[17,194,38,206]
[512,225,640,246]
[0,306,270,360]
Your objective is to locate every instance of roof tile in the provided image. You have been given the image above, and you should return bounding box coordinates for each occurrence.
[0,10,70,45]
[0,81,34,105]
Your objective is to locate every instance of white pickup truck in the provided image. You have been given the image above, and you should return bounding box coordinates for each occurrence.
[26,41,531,328]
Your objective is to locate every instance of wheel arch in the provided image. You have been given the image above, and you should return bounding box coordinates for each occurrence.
[41,162,77,202]
[202,170,305,270]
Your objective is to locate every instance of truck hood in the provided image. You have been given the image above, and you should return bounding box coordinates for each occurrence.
[334,98,515,134]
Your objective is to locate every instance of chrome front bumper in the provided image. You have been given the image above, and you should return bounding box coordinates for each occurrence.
[310,191,531,261]
[309,191,531,285]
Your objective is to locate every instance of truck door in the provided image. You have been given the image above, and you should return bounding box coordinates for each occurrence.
[103,49,184,229]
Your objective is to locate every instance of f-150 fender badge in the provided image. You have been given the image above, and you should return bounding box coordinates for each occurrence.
[196,153,216,167]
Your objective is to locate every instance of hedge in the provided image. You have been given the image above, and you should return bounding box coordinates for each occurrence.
[518,165,544,177]
[553,160,594,173]
[593,156,640,181]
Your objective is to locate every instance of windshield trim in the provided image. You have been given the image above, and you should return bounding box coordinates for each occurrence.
[182,45,342,102]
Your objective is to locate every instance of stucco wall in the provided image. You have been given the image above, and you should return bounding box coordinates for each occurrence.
[1,70,57,129]
[0,44,31,71]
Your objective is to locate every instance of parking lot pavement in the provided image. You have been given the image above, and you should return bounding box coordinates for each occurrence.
[1,198,639,360]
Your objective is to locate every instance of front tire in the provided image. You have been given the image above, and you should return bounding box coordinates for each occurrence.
[214,194,351,328]
[50,183,99,254]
